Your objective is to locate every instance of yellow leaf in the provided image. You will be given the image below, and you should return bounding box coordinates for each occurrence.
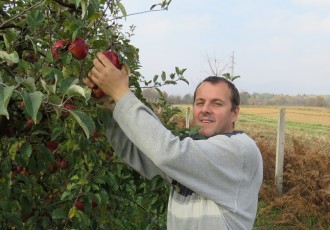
[68,207,76,219]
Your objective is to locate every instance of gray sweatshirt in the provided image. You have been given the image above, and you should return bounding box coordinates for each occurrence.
[105,92,263,230]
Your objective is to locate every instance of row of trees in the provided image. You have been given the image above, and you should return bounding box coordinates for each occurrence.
[142,88,330,107]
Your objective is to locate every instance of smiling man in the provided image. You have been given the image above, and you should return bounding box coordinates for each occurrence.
[84,53,263,230]
[192,76,240,137]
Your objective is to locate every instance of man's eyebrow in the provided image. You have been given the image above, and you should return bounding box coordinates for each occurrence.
[212,98,225,103]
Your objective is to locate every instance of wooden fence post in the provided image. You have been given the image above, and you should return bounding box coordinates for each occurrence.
[186,107,190,128]
[275,108,286,196]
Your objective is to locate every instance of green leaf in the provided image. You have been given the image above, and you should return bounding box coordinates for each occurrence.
[60,77,79,94]
[75,0,81,8]
[25,35,38,54]
[118,2,127,18]
[181,78,189,85]
[20,77,37,92]
[41,78,56,94]
[27,10,44,27]
[40,67,53,77]
[69,110,95,139]
[87,12,101,26]
[75,210,91,226]
[0,51,19,64]
[61,191,74,200]
[81,0,87,19]
[89,193,101,205]
[0,85,14,119]
[164,80,177,85]
[20,142,32,165]
[22,91,44,124]
[153,75,159,83]
[161,71,166,81]
[66,85,87,99]
[150,4,158,10]
[175,66,180,75]
[9,141,22,161]
[52,206,68,219]
[4,212,22,228]
[93,175,106,184]
[90,0,100,11]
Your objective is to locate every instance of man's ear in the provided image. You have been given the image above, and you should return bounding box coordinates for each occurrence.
[233,106,240,121]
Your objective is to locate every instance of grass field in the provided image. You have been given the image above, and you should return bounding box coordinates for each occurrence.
[238,106,330,137]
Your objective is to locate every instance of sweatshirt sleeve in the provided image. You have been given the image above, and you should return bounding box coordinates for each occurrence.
[112,92,263,210]
[105,109,170,181]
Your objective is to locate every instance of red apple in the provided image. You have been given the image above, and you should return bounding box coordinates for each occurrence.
[58,159,68,170]
[27,119,34,127]
[53,151,60,159]
[75,201,84,210]
[93,130,100,140]
[22,212,33,222]
[106,150,114,159]
[20,101,25,110]
[91,200,98,208]
[45,141,59,152]
[24,54,37,63]
[52,40,69,61]
[68,37,89,60]
[15,165,23,173]
[63,103,75,110]
[20,169,29,176]
[102,50,121,69]
[91,88,105,98]
[48,163,58,173]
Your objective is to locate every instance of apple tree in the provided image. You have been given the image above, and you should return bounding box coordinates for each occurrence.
[0,0,188,228]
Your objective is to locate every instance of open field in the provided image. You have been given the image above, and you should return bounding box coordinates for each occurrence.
[173,105,330,229]
[175,105,330,140]
[238,106,330,139]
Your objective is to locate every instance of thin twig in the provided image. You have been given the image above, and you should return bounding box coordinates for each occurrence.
[0,0,45,29]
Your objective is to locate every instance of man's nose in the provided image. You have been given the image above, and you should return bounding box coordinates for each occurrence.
[201,103,211,113]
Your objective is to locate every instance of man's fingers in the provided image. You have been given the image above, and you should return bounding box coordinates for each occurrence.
[83,76,97,89]
[121,63,129,75]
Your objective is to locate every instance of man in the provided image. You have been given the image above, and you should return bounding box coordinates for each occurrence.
[84,53,263,230]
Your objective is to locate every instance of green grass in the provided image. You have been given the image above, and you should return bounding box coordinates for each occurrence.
[238,112,330,138]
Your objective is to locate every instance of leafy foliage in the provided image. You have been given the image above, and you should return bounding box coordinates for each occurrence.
[0,0,188,228]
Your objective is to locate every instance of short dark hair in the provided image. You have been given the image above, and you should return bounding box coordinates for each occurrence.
[193,76,240,111]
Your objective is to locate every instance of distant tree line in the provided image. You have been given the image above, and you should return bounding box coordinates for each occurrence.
[142,88,330,107]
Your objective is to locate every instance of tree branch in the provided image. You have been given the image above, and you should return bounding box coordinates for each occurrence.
[0,0,44,29]
[53,0,77,9]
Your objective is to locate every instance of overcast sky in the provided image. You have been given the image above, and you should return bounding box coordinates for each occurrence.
[121,0,330,96]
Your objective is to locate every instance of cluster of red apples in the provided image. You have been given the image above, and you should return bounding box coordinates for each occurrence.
[51,37,89,61]
[51,37,121,98]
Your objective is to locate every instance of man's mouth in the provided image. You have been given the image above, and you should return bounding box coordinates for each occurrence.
[200,119,214,124]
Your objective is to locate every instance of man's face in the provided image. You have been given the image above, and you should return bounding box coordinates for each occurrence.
[192,81,239,137]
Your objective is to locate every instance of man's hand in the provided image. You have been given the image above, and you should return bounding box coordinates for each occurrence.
[82,77,116,110]
[88,53,130,102]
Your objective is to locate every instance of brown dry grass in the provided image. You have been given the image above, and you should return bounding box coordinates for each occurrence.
[253,131,330,229]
